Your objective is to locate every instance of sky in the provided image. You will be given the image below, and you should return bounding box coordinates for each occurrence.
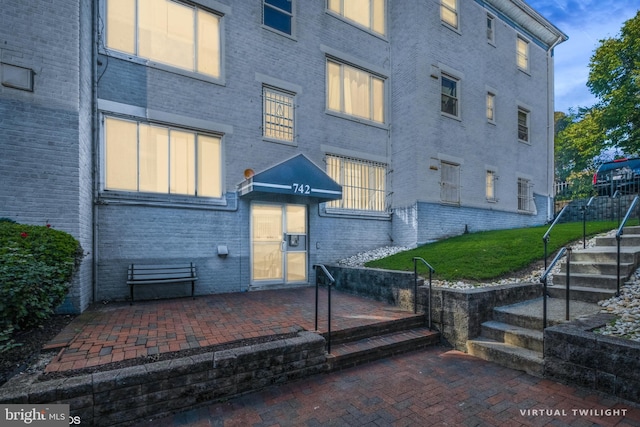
[525,0,639,113]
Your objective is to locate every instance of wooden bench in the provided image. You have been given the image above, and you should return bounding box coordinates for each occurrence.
[127,263,197,304]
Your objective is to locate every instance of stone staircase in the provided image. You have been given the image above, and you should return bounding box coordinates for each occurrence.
[467,225,640,377]
[324,316,440,371]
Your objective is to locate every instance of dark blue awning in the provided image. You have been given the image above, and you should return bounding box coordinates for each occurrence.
[238,154,342,203]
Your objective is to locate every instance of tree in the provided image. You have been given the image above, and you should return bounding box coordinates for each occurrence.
[554,11,639,199]
[587,10,640,153]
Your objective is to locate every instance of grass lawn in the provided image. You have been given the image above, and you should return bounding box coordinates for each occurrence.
[365,221,634,282]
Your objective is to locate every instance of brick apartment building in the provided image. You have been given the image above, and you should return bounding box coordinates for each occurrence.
[0,0,566,312]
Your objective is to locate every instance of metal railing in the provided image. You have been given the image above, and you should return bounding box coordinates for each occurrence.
[581,196,596,249]
[413,257,435,330]
[539,247,572,330]
[313,264,335,353]
[543,204,569,271]
[615,195,639,296]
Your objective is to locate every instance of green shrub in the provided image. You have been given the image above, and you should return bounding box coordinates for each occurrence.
[0,222,82,352]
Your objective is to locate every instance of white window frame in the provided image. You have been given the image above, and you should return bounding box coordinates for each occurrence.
[327,0,386,36]
[486,170,497,202]
[326,59,386,124]
[517,178,533,212]
[486,92,496,123]
[440,0,458,30]
[263,86,295,143]
[103,0,224,81]
[516,36,530,72]
[441,73,460,118]
[103,115,223,199]
[326,155,388,212]
[487,14,495,44]
[263,0,294,36]
[518,107,530,143]
[440,161,460,204]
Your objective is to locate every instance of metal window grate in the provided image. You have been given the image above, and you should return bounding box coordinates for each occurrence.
[263,87,294,142]
[326,155,387,212]
[518,178,533,212]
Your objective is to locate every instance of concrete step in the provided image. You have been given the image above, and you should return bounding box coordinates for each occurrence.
[563,273,624,289]
[559,261,635,276]
[547,285,616,303]
[480,320,543,353]
[570,246,640,264]
[595,235,640,247]
[326,327,440,372]
[324,315,426,346]
[621,226,640,235]
[466,337,543,377]
[492,297,601,330]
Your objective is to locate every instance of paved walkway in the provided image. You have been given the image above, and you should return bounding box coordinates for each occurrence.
[44,287,417,373]
[132,346,640,427]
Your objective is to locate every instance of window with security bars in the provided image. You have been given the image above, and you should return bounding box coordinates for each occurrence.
[517,178,533,212]
[440,161,460,204]
[486,170,497,202]
[518,108,529,142]
[326,155,387,212]
[263,86,295,142]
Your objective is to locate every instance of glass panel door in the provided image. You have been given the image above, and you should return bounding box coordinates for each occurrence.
[251,203,307,284]
[252,204,283,281]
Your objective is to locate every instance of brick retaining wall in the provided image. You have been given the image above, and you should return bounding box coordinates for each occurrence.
[0,331,326,426]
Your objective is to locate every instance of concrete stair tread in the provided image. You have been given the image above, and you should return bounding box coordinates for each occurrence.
[327,327,439,371]
[482,320,543,340]
[467,337,543,377]
[468,337,542,361]
[493,297,601,329]
[548,284,616,295]
[573,245,640,254]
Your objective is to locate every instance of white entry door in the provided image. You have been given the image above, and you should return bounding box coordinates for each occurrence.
[251,203,307,285]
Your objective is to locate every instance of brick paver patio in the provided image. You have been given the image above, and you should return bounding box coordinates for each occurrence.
[43,287,417,373]
[132,346,640,427]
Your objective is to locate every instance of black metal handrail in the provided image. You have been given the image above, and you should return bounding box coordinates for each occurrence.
[313,264,335,353]
[581,196,596,249]
[543,204,569,271]
[615,195,639,296]
[539,247,571,330]
[413,257,435,330]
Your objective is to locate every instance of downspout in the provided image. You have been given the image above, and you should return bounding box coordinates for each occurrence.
[546,35,564,222]
[91,0,99,303]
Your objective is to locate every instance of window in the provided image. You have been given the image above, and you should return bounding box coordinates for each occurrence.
[487,14,495,43]
[104,116,222,198]
[441,74,459,117]
[441,0,458,29]
[440,161,460,204]
[486,92,495,122]
[518,178,533,212]
[518,108,530,142]
[516,36,529,71]
[106,0,221,78]
[326,155,387,212]
[263,86,295,142]
[327,60,385,123]
[486,170,497,202]
[327,0,385,35]
[263,0,293,35]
